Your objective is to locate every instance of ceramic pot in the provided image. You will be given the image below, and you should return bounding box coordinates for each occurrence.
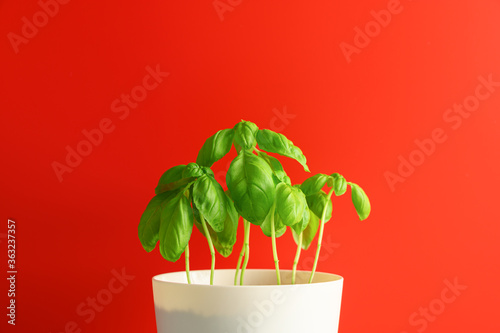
[153,269,343,333]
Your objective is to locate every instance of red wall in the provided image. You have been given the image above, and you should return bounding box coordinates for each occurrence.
[2,0,500,332]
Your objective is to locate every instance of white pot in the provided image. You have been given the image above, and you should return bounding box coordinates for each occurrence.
[153,269,343,333]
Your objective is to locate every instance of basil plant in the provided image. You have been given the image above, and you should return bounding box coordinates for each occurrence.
[138,120,371,285]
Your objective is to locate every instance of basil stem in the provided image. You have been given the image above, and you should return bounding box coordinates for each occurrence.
[309,187,335,283]
[240,220,251,285]
[200,214,216,285]
[234,241,245,285]
[292,232,303,284]
[185,244,191,284]
[270,204,281,285]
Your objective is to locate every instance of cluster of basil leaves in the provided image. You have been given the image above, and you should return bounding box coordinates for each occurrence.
[138,120,370,285]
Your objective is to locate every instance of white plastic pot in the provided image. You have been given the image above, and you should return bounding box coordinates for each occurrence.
[153,269,343,333]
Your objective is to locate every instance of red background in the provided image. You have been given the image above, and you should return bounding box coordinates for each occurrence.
[1,0,500,332]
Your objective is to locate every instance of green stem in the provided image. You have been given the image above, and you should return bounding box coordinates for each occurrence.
[185,244,191,284]
[270,205,281,285]
[292,232,303,285]
[200,215,215,285]
[240,220,251,285]
[234,220,249,285]
[234,238,245,285]
[309,188,335,284]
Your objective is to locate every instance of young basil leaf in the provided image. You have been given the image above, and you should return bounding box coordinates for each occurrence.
[260,209,273,237]
[331,173,347,196]
[290,216,307,236]
[290,192,310,235]
[194,219,235,258]
[291,209,319,250]
[201,166,215,177]
[213,193,239,257]
[138,190,178,252]
[300,173,331,196]
[233,141,243,153]
[260,209,287,238]
[155,165,187,194]
[193,174,226,232]
[233,120,259,150]
[306,191,333,223]
[349,183,371,220]
[224,190,239,225]
[226,150,275,224]
[276,224,287,238]
[192,198,213,238]
[192,200,202,226]
[257,151,287,182]
[182,163,203,178]
[193,192,239,257]
[256,129,310,172]
[159,193,194,262]
[291,228,302,248]
[276,183,306,226]
[192,213,218,248]
[196,128,234,167]
[213,235,232,257]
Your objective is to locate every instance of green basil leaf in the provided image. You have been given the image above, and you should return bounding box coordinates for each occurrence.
[192,198,211,237]
[300,173,331,196]
[192,213,218,249]
[224,190,239,225]
[260,211,273,237]
[226,150,275,224]
[292,209,319,250]
[257,151,287,182]
[331,173,347,196]
[193,192,239,257]
[290,192,310,234]
[155,165,187,194]
[193,175,226,232]
[306,191,333,223]
[192,200,202,226]
[276,183,306,226]
[276,225,287,238]
[196,129,234,167]
[201,166,215,177]
[182,163,203,178]
[159,193,194,262]
[138,191,178,252]
[233,141,243,153]
[194,217,214,238]
[260,209,287,238]
[350,183,371,220]
[256,129,310,172]
[213,235,232,257]
[233,120,259,150]
[213,193,239,257]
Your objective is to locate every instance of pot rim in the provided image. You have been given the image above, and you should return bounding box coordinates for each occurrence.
[153,269,343,289]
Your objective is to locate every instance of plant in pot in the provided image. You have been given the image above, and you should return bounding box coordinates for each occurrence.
[138,120,371,333]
